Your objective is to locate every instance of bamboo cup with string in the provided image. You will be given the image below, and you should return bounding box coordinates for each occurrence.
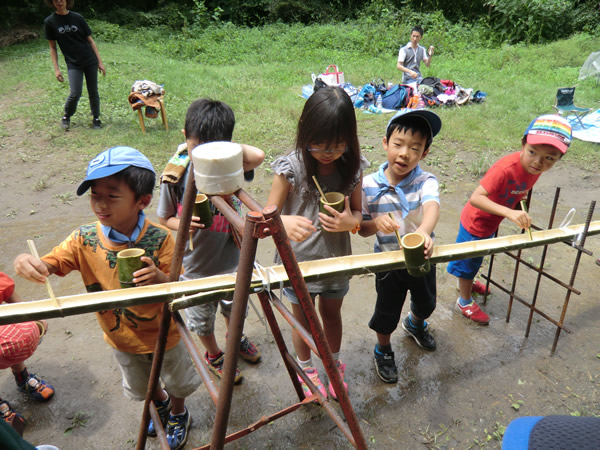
[27,240,61,309]
[520,200,533,241]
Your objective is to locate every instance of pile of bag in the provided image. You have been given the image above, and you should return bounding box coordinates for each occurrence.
[300,68,487,111]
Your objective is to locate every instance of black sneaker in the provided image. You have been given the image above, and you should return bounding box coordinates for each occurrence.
[61,116,70,130]
[92,117,102,129]
[148,396,171,437]
[373,345,398,384]
[402,316,436,351]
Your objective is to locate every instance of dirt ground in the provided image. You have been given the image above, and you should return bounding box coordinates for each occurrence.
[1,95,600,449]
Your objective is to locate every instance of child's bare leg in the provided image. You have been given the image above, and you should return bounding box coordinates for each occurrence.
[197,333,221,356]
[318,297,343,354]
[458,277,474,301]
[291,303,311,362]
[10,362,26,374]
[153,387,168,401]
[170,395,185,415]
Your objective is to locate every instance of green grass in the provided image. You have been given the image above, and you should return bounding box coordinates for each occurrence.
[1,23,599,175]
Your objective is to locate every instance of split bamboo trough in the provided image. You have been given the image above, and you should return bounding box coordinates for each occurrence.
[1,221,598,325]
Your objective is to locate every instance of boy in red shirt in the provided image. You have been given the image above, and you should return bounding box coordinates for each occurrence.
[447,115,572,324]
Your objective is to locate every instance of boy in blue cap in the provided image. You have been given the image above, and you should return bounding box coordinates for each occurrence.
[360,109,442,383]
[14,146,200,450]
[447,114,572,325]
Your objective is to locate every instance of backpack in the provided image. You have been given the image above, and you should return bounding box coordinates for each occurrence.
[382,84,414,110]
[420,76,446,96]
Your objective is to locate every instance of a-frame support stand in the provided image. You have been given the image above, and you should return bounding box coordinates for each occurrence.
[136,162,367,449]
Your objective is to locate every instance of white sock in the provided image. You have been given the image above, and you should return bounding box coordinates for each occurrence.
[297,356,312,369]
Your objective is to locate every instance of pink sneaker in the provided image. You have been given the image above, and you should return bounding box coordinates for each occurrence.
[298,367,327,399]
[472,280,491,296]
[455,298,490,325]
[327,360,348,401]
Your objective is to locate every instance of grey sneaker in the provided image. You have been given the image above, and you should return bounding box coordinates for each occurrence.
[61,116,70,130]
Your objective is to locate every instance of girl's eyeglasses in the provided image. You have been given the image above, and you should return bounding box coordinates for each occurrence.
[307,147,347,156]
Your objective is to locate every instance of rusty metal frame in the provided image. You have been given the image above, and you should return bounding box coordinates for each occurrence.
[480,187,596,354]
[136,166,366,448]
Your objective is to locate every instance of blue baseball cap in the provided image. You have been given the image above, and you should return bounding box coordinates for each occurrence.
[77,146,155,195]
[386,109,442,138]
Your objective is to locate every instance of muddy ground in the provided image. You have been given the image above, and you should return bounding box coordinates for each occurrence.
[1,101,600,449]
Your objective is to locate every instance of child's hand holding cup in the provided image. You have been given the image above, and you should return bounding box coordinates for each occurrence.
[117,248,148,288]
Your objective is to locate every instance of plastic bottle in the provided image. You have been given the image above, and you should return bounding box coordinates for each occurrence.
[367,104,382,114]
[376,92,383,108]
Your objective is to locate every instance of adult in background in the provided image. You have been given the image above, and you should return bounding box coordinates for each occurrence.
[397,26,434,86]
[44,0,106,130]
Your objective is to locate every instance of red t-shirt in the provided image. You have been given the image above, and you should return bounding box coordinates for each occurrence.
[461,152,540,237]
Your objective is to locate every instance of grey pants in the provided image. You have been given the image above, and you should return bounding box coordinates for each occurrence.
[65,65,100,118]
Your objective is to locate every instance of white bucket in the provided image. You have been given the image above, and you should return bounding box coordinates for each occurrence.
[191,141,243,195]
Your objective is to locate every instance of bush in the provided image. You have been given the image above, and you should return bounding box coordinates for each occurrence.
[485,0,575,44]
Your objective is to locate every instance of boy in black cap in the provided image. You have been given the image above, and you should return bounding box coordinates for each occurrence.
[359,110,442,384]
[14,146,200,450]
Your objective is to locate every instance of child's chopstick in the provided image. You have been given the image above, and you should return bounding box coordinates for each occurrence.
[27,239,61,309]
[520,200,533,241]
[388,213,403,248]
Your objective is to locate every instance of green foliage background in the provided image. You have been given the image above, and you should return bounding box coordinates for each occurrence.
[4,0,600,44]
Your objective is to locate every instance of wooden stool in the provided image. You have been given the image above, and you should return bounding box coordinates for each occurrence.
[133,96,168,134]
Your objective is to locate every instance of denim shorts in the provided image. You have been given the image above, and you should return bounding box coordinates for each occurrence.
[282,282,350,305]
[446,222,495,279]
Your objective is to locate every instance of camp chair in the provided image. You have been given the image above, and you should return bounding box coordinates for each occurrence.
[553,87,591,128]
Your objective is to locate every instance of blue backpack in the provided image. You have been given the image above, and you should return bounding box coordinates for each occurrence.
[382,84,412,110]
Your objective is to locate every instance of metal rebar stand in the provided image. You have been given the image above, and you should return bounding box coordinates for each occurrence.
[136,183,367,449]
[481,187,596,354]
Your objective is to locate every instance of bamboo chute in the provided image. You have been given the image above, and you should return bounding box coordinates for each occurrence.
[1,221,598,325]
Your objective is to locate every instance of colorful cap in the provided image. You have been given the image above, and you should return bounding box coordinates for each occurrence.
[77,146,155,195]
[524,114,572,154]
[387,109,442,138]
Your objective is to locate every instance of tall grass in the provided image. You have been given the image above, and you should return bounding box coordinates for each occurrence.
[1,22,599,175]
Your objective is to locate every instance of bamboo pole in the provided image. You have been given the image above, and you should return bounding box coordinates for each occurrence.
[1,221,599,325]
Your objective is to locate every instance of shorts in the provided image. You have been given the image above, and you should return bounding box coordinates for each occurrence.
[113,339,201,401]
[282,281,350,305]
[368,266,437,335]
[0,322,40,369]
[446,222,495,280]
[185,298,248,336]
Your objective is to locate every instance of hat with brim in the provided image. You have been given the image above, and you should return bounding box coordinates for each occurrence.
[77,146,155,196]
[386,109,442,138]
[524,114,572,154]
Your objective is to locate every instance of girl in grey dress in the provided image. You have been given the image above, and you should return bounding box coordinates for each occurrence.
[267,86,369,400]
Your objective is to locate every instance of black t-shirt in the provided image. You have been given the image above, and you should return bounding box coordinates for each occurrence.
[44,11,97,69]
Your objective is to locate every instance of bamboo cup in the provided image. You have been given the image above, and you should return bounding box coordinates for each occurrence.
[319,192,345,216]
[117,248,147,288]
[190,193,213,250]
[400,232,431,278]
